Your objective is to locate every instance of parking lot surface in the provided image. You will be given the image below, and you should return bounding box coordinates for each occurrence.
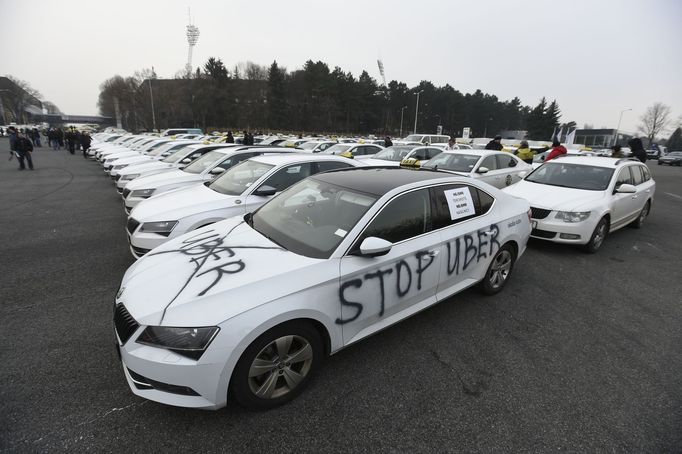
[1,139,681,452]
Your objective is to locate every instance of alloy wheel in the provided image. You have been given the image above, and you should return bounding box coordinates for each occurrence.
[248,335,313,399]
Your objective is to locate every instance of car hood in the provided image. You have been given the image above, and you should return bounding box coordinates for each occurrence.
[120,161,173,176]
[359,158,400,167]
[113,155,154,166]
[130,183,234,221]
[125,170,200,190]
[118,218,325,326]
[503,180,606,211]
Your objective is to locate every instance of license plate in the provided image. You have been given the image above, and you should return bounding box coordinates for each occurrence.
[532,221,538,229]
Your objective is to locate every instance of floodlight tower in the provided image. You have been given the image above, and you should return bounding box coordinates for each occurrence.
[185,9,200,76]
[377,59,387,86]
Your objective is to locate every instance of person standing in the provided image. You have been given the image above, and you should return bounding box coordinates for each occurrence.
[80,131,92,157]
[56,128,64,149]
[485,135,504,150]
[515,140,535,164]
[65,128,76,154]
[627,137,647,163]
[14,131,34,170]
[545,139,568,162]
[444,137,457,150]
[611,145,624,158]
[226,131,234,143]
[7,126,18,160]
[384,136,393,147]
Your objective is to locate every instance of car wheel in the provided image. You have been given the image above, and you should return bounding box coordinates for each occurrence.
[478,244,515,295]
[631,201,651,229]
[230,321,323,410]
[584,217,609,253]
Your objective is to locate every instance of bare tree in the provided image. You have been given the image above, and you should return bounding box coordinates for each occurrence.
[3,75,43,123]
[638,102,671,144]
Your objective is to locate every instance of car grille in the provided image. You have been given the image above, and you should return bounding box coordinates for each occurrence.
[531,228,557,239]
[127,218,140,235]
[131,245,151,257]
[114,303,139,345]
[530,207,552,219]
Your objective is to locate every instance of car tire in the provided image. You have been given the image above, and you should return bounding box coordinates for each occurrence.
[630,201,651,229]
[584,217,609,253]
[478,243,516,295]
[230,321,323,410]
[657,161,662,165]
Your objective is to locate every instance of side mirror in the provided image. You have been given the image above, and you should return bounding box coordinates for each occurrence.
[181,158,191,164]
[476,166,489,174]
[615,183,636,194]
[210,167,225,175]
[357,237,393,257]
[253,185,277,197]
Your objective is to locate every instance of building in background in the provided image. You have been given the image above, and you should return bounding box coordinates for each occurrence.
[574,128,634,148]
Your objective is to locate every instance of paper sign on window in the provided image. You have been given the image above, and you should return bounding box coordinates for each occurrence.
[443,187,475,220]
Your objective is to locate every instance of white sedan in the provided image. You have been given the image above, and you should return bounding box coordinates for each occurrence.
[126,154,361,258]
[320,143,383,157]
[359,145,443,166]
[503,156,655,252]
[114,167,531,410]
[421,150,533,189]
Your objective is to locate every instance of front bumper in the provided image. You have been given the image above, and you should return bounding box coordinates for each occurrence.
[530,214,597,245]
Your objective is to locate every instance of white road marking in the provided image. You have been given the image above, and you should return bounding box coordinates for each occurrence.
[664,192,682,200]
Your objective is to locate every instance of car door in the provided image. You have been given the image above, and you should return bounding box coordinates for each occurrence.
[475,155,501,187]
[611,166,640,227]
[496,153,523,187]
[337,188,442,345]
[430,184,498,299]
[630,164,654,212]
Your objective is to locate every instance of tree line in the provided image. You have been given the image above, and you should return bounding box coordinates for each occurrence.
[97,58,570,139]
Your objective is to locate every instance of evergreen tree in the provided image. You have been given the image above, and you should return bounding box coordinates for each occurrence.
[267,61,287,129]
[667,127,682,151]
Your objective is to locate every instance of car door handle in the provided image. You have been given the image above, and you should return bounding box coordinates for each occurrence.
[632,195,639,199]
[482,230,496,236]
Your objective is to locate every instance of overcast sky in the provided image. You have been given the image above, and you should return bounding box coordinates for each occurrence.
[2,0,681,134]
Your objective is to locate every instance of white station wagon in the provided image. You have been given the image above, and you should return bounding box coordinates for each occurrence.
[115,168,531,410]
[504,157,655,252]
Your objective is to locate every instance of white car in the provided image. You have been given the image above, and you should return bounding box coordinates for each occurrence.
[421,150,533,189]
[103,139,174,171]
[126,154,362,258]
[296,140,337,153]
[359,145,443,166]
[114,167,531,410]
[122,147,294,212]
[320,143,383,157]
[108,140,196,178]
[503,156,655,252]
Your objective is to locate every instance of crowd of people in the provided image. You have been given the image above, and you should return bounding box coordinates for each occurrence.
[5,126,92,171]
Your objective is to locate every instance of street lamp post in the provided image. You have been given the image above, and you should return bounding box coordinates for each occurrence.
[399,105,407,138]
[413,90,424,134]
[148,66,157,132]
[613,108,632,146]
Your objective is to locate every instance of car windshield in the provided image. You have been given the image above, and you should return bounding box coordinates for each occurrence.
[372,146,417,161]
[162,146,196,163]
[320,144,352,155]
[423,153,480,172]
[298,142,319,150]
[404,135,425,142]
[251,178,378,259]
[209,161,275,196]
[525,162,615,191]
[146,142,171,155]
[183,150,224,174]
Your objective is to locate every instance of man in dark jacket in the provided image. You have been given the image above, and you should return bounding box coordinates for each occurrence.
[628,137,647,163]
[485,135,503,150]
[384,136,393,147]
[80,132,92,157]
[7,126,18,160]
[14,131,34,170]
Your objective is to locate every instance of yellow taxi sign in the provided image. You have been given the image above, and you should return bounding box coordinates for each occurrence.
[339,151,354,159]
[400,157,421,168]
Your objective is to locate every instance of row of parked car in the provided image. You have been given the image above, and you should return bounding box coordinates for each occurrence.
[93,130,656,411]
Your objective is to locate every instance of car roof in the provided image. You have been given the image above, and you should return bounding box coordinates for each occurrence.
[249,153,356,166]
[545,156,642,168]
[440,149,502,157]
[310,167,456,196]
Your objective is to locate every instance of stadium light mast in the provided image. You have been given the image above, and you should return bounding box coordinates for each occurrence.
[185,8,200,76]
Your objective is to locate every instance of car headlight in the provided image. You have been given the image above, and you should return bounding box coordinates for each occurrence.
[130,188,155,198]
[121,173,140,181]
[136,326,219,360]
[555,211,591,222]
[140,220,178,236]
[113,164,127,170]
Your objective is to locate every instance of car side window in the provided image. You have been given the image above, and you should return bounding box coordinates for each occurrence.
[430,184,494,229]
[315,161,354,173]
[216,152,256,170]
[497,154,517,168]
[261,163,313,191]
[480,155,498,171]
[425,148,442,159]
[641,165,651,182]
[411,148,429,160]
[318,143,331,151]
[358,189,432,245]
[615,167,633,187]
[631,166,644,185]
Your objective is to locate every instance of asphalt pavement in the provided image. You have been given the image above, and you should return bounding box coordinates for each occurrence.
[1,138,681,452]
